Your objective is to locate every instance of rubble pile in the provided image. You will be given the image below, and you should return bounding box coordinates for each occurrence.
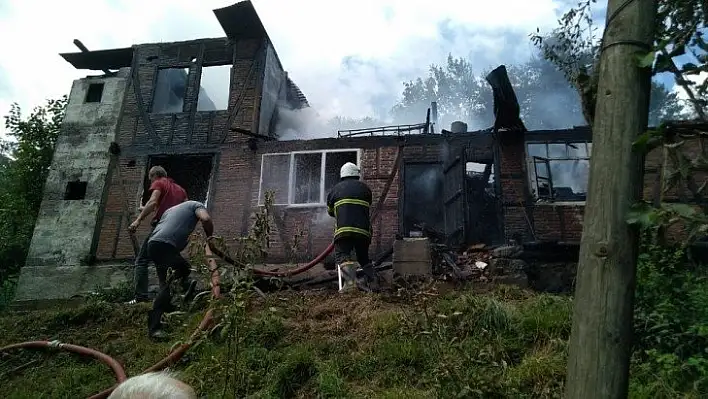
[487,244,528,287]
[431,242,529,288]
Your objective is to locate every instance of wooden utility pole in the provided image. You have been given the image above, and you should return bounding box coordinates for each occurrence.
[565,0,657,398]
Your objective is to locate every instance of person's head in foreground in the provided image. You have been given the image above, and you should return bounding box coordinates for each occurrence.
[107,371,196,399]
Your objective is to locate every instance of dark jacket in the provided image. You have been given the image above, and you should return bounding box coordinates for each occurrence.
[326,178,373,241]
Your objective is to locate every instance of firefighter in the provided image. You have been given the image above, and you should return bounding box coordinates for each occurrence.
[326,162,378,292]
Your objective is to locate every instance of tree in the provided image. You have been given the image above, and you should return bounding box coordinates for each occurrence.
[563,0,657,396]
[0,96,67,286]
[531,0,707,126]
[392,54,684,131]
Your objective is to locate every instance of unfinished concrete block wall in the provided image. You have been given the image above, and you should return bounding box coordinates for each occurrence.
[15,70,130,301]
[94,37,274,261]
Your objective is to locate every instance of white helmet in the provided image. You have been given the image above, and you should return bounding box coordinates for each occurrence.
[340,162,360,178]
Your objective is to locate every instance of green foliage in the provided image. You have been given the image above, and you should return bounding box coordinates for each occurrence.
[531,0,706,125]
[0,286,576,398]
[629,235,708,397]
[0,96,67,295]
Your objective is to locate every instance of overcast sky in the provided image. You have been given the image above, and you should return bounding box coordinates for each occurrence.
[0,0,687,140]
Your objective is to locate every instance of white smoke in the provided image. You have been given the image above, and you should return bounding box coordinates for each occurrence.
[312,207,334,227]
[275,106,335,141]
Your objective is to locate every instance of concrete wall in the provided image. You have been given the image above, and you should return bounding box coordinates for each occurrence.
[15,69,130,301]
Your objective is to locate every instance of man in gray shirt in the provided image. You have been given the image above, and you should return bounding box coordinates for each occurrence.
[146,200,214,339]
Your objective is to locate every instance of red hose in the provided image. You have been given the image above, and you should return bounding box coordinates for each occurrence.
[252,242,334,277]
[1,232,337,397]
[88,243,222,399]
[0,341,127,384]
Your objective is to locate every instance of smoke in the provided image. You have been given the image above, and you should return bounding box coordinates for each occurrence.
[311,207,333,227]
[412,168,441,202]
[275,105,390,141]
[275,106,332,141]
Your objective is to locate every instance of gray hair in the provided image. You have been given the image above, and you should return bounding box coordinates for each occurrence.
[108,371,197,399]
[149,166,168,179]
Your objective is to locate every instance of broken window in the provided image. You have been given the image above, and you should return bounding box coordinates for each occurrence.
[527,141,591,201]
[324,151,358,194]
[292,153,323,204]
[64,181,87,200]
[152,68,189,114]
[142,154,214,206]
[85,83,104,103]
[259,154,291,205]
[197,65,231,111]
[258,150,360,206]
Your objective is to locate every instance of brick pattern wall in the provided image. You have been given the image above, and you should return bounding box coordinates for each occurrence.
[498,133,537,241]
[95,37,273,260]
[247,142,402,262]
[498,132,587,243]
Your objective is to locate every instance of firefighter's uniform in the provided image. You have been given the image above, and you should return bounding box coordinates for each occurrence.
[326,162,376,292]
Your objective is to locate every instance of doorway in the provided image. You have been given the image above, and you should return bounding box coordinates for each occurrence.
[401,162,444,237]
[142,154,215,206]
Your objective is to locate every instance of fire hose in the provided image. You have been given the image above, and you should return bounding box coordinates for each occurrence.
[1,146,402,397]
[0,243,222,399]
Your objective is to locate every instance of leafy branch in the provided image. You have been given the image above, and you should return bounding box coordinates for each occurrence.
[533,0,708,245]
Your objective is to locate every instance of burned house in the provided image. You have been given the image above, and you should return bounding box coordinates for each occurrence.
[16,2,667,303]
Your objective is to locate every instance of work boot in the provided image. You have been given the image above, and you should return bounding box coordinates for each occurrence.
[149,329,170,341]
[338,262,359,293]
[361,266,382,293]
[126,297,149,305]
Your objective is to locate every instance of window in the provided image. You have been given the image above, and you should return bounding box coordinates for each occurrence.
[197,65,231,111]
[64,181,87,200]
[527,141,591,202]
[85,83,104,103]
[142,154,214,206]
[258,150,359,206]
[152,68,189,114]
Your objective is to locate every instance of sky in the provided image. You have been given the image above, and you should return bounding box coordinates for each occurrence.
[0,0,689,140]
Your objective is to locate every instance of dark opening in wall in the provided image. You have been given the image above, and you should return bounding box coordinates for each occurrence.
[85,83,104,103]
[402,162,444,236]
[142,154,214,206]
[64,181,88,200]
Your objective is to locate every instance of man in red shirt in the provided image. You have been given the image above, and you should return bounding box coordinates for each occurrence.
[126,166,188,304]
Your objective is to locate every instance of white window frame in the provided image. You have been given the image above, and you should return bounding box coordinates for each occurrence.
[526,140,592,204]
[257,148,362,207]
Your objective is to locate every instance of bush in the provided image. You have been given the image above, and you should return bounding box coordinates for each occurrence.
[630,234,708,396]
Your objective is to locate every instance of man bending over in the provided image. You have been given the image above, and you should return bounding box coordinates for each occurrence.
[127,166,187,304]
[145,200,214,340]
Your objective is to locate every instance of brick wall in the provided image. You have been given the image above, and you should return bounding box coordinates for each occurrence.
[248,139,402,262]
[95,37,272,260]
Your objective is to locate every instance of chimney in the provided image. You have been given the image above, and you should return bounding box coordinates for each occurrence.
[450,121,467,133]
[431,101,438,133]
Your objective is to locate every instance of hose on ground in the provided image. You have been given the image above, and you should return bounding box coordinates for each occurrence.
[0,243,223,399]
[87,243,222,399]
[0,341,127,384]
[208,241,334,278]
[2,155,399,396]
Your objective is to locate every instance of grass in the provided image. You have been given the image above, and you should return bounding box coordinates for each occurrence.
[0,283,694,398]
